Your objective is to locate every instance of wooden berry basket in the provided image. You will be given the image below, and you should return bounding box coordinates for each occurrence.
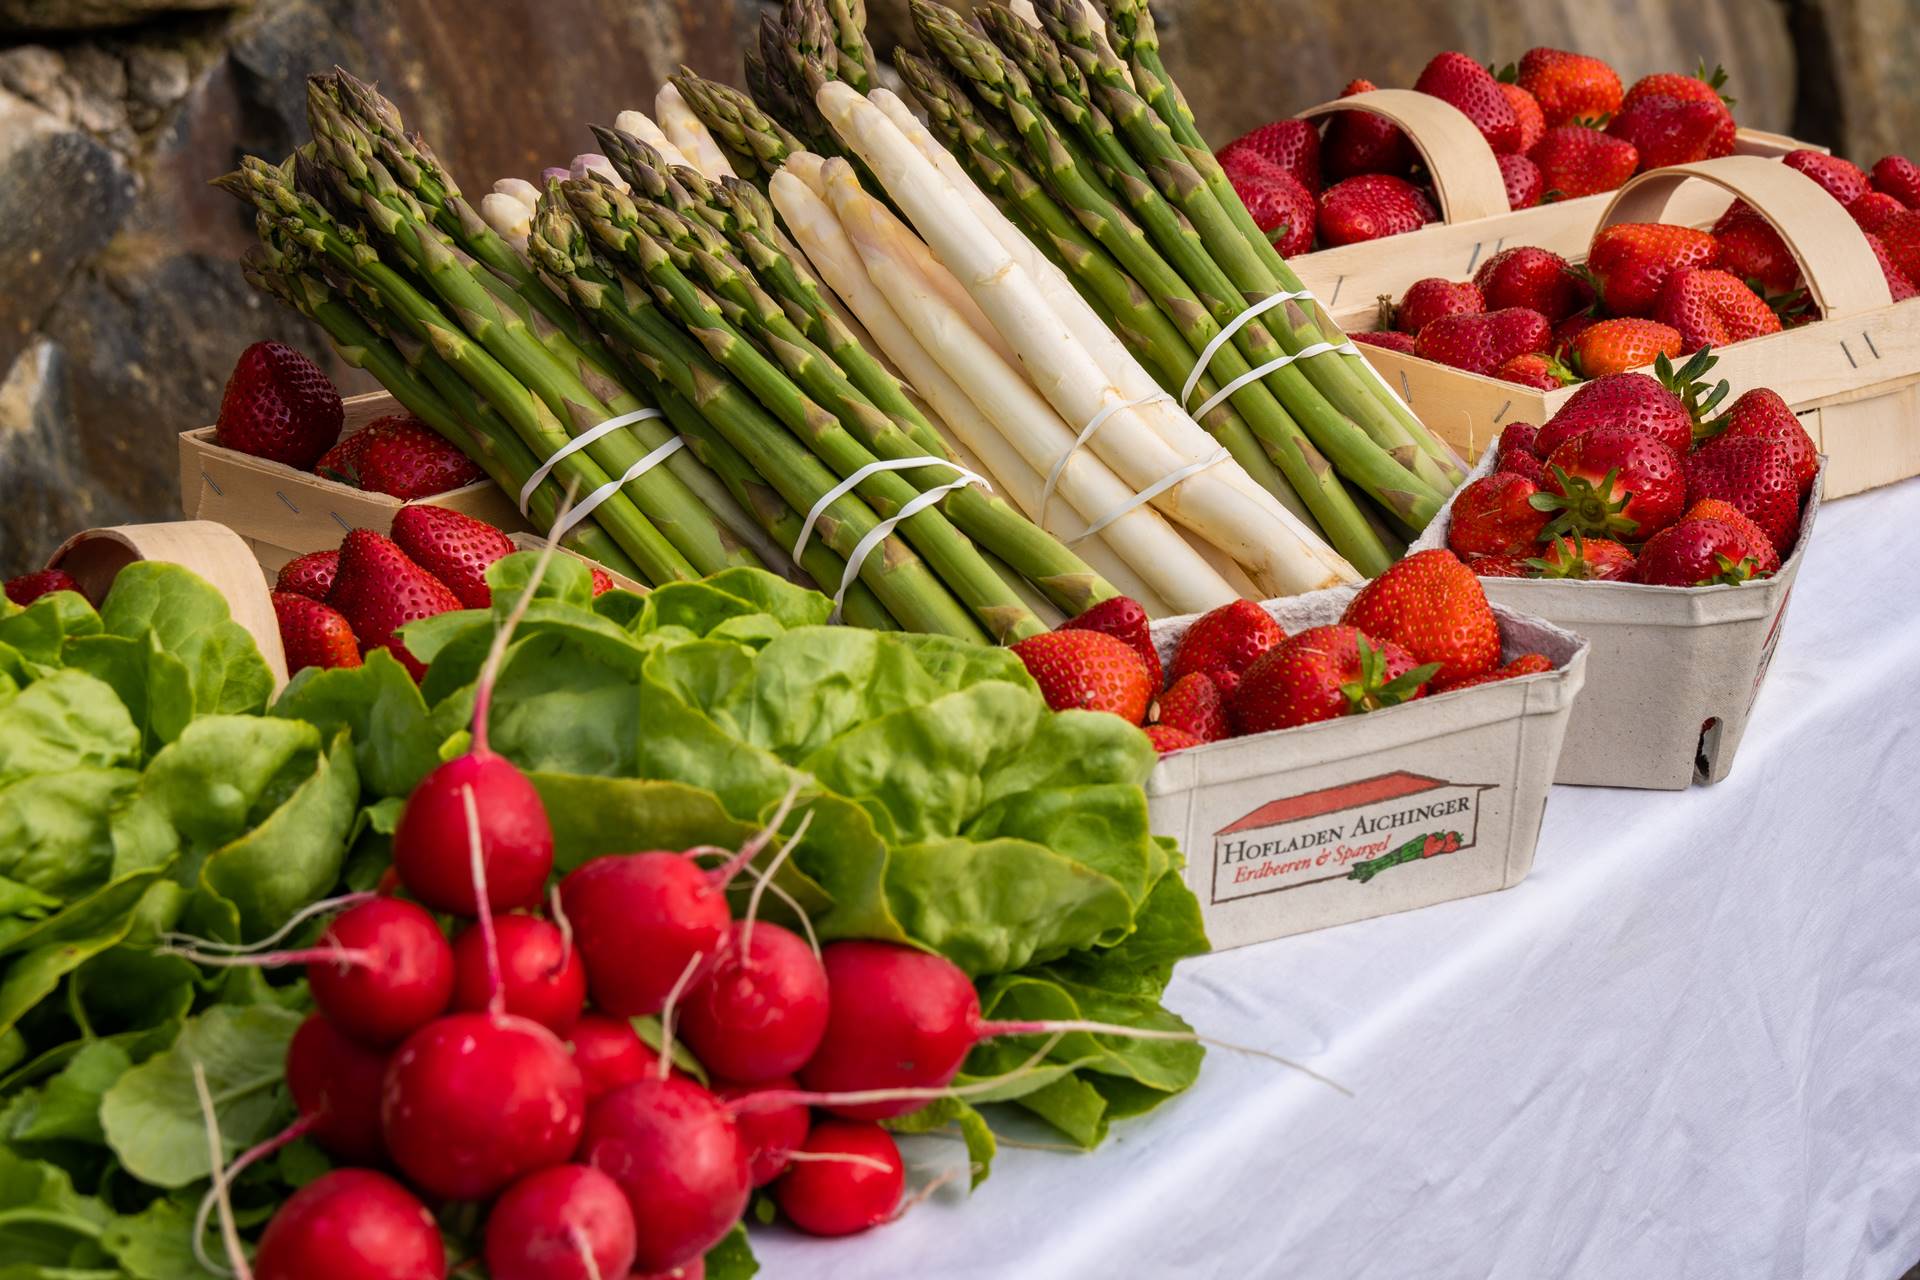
[179,390,528,573]
[1289,89,1818,327]
[1345,155,1920,500]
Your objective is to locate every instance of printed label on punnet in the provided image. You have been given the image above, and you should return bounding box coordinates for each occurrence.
[1209,771,1495,905]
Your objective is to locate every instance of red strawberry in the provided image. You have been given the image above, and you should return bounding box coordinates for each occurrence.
[1414,52,1521,154]
[351,417,484,500]
[1497,422,1541,459]
[4,567,81,605]
[1707,388,1817,496]
[1495,352,1573,389]
[1062,595,1162,693]
[1352,329,1418,353]
[390,505,517,610]
[1871,155,1920,209]
[1414,308,1551,376]
[1623,63,1734,112]
[275,549,340,601]
[1683,498,1781,573]
[216,342,344,470]
[1633,518,1769,587]
[1391,278,1485,334]
[1322,78,1414,179]
[1570,318,1683,378]
[1847,191,1906,235]
[1656,267,1782,351]
[1683,435,1802,553]
[1435,653,1553,691]
[1528,126,1638,200]
[1143,724,1202,755]
[1498,449,1549,485]
[1537,348,1724,457]
[1871,212,1920,292]
[1710,203,1801,295]
[1864,232,1920,302]
[589,567,616,596]
[1232,169,1316,256]
[1551,311,1598,360]
[1516,48,1624,128]
[1475,246,1585,321]
[1340,549,1500,686]
[1783,149,1871,206]
[274,590,363,672]
[326,529,464,681]
[1497,81,1547,154]
[1606,93,1734,169]
[1467,553,1535,578]
[1010,630,1153,723]
[315,426,377,483]
[1446,472,1550,557]
[1154,672,1230,743]
[1586,223,1721,316]
[1498,153,1544,210]
[1230,625,1437,734]
[1540,424,1687,541]
[1218,120,1322,194]
[1318,174,1436,246]
[1168,599,1284,685]
[1527,534,1637,581]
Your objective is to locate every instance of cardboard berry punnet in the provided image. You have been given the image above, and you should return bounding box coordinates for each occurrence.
[1145,586,1588,949]
[1410,449,1824,791]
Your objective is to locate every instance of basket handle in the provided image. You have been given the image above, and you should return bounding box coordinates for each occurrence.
[1296,88,1510,224]
[1595,154,1893,318]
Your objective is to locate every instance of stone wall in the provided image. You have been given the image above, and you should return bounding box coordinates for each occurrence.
[0,0,1908,574]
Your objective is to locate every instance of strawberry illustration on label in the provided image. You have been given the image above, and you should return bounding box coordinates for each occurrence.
[1348,829,1467,884]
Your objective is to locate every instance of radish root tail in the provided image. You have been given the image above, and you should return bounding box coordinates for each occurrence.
[783,1149,897,1174]
[890,1161,967,1222]
[730,1032,1068,1115]
[192,1059,256,1280]
[654,951,704,1082]
[461,783,506,1019]
[706,774,810,889]
[740,806,813,955]
[470,477,577,753]
[978,1019,1353,1097]
[568,1223,605,1280]
[159,891,374,955]
[191,1114,319,1277]
[156,943,379,971]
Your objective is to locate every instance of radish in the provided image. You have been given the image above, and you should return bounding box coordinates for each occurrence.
[285,1014,387,1162]
[678,921,827,1084]
[774,1119,905,1237]
[714,1077,809,1186]
[253,1169,446,1280]
[632,1261,704,1280]
[484,1164,637,1280]
[579,1075,751,1273]
[567,1014,669,1102]
[452,913,586,1034]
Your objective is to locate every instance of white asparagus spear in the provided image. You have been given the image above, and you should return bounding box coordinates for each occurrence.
[478,192,531,248]
[570,153,628,192]
[492,178,540,216]
[656,83,738,179]
[817,82,1355,596]
[770,166,1174,616]
[614,110,694,169]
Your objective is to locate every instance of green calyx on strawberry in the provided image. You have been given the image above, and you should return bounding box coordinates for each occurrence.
[1230,624,1437,734]
[1341,635,1442,713]
[1524,533,1637,581]
[1634,517,1767,587]
[1531,464,1640,540]
[1652,346,1731,436]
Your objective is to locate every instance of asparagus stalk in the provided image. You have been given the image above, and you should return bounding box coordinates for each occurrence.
[671,71,803,180]
[824,0,878,91]
[656,82,738,179]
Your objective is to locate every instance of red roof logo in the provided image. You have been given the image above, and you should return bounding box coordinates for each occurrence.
[1216,771,1454,836]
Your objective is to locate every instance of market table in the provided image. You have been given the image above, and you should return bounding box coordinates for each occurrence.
[756,474,1920,1280]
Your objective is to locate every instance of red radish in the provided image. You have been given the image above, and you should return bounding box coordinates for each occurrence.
[775,1119,906,1237]
[580,1075,752,1273]
[484,1164,638,1280]
[568,1014,670,1102]
[452,914,586,1034]
[678,921,828,1084]
[285,1015,387,1163]
[381,1011,586,1201]
[253,1169,445,1280]
[715,1077,810,1186]
[633,1262,705,1280]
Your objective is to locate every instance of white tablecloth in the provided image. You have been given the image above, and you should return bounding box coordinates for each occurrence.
[757,476,1920,1280]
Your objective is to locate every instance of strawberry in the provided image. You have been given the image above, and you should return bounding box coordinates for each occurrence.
[1446,472,1550,557]
[1497,422,1540,459]
[1498,449,1549,485]
[1391,278,1484,334]
[1495,352,1573,389]
[1414,52,1521,154]
[1586,223,1721,316]
[1871,155,1920,209]
[1062,595,1162,693]
[1710,203,1801,295]
[1232,168,1316,256]
[1871,212,1920,292]
[1570,318,1683,378]
[1474,246,1585,321]
[1622,63,1734,113]
[1782,149,1870,206]
[1605,93,1733,169]
[1230,625,1437,734]
[1011,630,1153,723]
[1435,653,1553,692]
[4,568,81,605]
[1683,435,1802,553]
[1467,553,1535,578]
[1497,81,1547,154]
[326,529,464,681]
[1706,388,1817,495]
[1683,498,1781,573]
[1536,349,1725,457]
[1527,534,1636,581]
[1413,308,1551,376]
[1499,153,1544,210]
[275,549,340,601]
[315,427,376,484]
[1352,329,1418,353]
[1847,191,1906,235]
[350,417,484,500]
[1168,599,1285,685]
[1864,232,1920,302]
[215,341,344,470]
[1340,549,1500,686]
[274,590,363,672]
[1322,78,1414,179]
[1528,126,1637,200]
[1317,174,1435,246]
[1516,48,1624,128]
[1539,424,1687,541]
[1655,267,1782,351]
[390,505,517,610]
[1154,672,1230,743]
[1550,311,1598,360]
[589,567,616,596]
[1218,121,1322,194]
[1143,724,1202,755]
[1633,518,1768,587]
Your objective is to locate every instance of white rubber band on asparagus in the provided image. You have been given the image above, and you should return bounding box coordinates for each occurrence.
[1188,340,1363,422]
[826,470,985,622]
[547,435,686,544]
[1038,391,1174,528]
[517,407,666,516]
[1066,447,1233,546]
[790,455,989,564]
